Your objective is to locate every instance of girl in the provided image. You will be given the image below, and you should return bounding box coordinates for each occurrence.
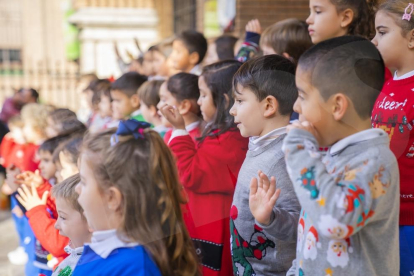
[161,60,248,276]
[306,0,377,44]
[371,1,414,275]
[157,72,203,143]
[73,120,200,276]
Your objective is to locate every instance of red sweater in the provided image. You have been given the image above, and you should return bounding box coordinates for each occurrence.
[169,130,248,276]
[0,137,39,172]
[26,181,69,264]
[372,73,414,225]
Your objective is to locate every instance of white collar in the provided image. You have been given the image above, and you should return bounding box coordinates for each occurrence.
[186,121,200,132]
[131,109,142,117]
[153,125,170,133]
[189,64,202,76]
[87,229,138,259]
[249,127,287,151]
[330,129,386,155]
[64,245,84,256]
[394,69,414,80]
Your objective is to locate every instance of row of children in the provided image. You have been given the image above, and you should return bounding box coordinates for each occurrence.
[1,0,413,275]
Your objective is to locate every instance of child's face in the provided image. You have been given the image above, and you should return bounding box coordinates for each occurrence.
[197,76,216,123]
[46,117,61,138]
[229,85,266,137]
[306,0,348,44]
[157,82,179,127]
[142,51,154,76]
[55,197,91,248]
[294,66,336,146]
[170,40,193,72]
[38,150,57,181]
[9,126,25,144]
[76,155,117,231]
[59,151,79,181]
[111,90,136,120]
[371,10,410,70]
[98,95,112,118]
[152,50,167,76]
[23,122,44,144]
[140,103,156,125]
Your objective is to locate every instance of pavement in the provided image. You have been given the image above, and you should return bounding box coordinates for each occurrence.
[0,211,25,276]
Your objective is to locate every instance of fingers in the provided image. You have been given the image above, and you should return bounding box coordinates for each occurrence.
[15,195,27,209]
[258,170,271,192]
[249,177,258,196]
[41,191,49,204]
[17,185,29,202]
[269,189,281,207]
[268,176,277,195]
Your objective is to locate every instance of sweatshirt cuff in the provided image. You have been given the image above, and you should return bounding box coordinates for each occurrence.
[26,205,47,219]
[245,31,261,45]
[255,211,276,229]
[168,129,189,144]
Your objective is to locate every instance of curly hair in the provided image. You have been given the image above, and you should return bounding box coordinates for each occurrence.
[330,0,379,39]
[21,103,54,136]
[81,129,200,276]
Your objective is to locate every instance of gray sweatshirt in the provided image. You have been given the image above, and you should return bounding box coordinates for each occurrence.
[283,128,399,276]
[231,134,300,276]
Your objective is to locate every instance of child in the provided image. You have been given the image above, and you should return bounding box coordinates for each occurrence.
[170,30,208,75]
[229,55,300,275]
[137,80,170,137]
[160,60,248,276]
[52,174,91,276]
[45,109,77,138]
[260,19,313,64]
[371,1,414,274]
[262,36,398,275]
[306,0,377,44]
[53,136,83,183]
[87,79,112,132]
[73,120,199,275]
[97,83,115,130]
[157,73,203,143]
[204,35,238,65]
[110,72,148,122]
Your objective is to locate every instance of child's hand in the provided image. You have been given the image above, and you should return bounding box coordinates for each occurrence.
[249,170,281,226]
[287,121,321,143]
[16,170,44,188]
[16,184,48,211]
[246,19,262,34]
[160,104,186,130]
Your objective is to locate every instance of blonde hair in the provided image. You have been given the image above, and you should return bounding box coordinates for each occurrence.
[21,103,54,135]
[51,174,84,218]
[379,0,414,35]
[260,18,313,64]
[8,115,24,128]
[81,129,200,276]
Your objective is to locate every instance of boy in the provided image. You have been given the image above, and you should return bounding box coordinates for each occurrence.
[258,36,399,275]
[110,72,148,122]
[170,30,208,75]
[229,55,300,276]
[52,173,91,276]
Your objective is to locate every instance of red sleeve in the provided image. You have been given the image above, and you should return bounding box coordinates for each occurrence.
[0,136,14,167]
[169,131,248,194]
[164,129,173,144]
[26,205,69,258]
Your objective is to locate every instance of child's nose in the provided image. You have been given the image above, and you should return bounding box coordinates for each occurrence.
[229,103,236,116]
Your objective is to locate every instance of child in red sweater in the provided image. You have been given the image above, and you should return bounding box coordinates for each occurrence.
[157,73,204,144]
[161,60,248,276]
[371,1,414,274]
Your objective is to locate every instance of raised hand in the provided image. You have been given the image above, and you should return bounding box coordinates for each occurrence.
[249,170,281,225]
[16,183,48,211]
[160,104,186,130]
[16,170,44,188]
[246,19,262,34]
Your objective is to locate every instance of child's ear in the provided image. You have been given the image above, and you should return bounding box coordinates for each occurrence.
[263,96,278,118]
[340,8,354,29]
[408,29,414,49]
[130,94,141,109]
[106,186,123,213]
[282,52,294,63]
[188,52,200,66]
[177,99,192,115]
[331,93,348,121]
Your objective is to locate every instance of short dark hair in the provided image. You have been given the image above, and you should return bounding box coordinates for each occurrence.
[59,119,87,137]
[39,135,70,155]
[167,73,200,102]
[53,135,83,165]
[19,88,39,102]
[137,80,164,108]
[49,108,77,125]
[199,60,243,142]
[233,55,297,116]
[51,174,84,218]
[298,35,385,119]
[111,72,148,97]
[215,35,238,61]
[176,30,208,64]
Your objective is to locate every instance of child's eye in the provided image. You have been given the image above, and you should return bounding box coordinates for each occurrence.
[379,31,386,36]
[236,100,242,104]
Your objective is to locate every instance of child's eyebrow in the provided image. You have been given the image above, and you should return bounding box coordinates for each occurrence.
[376,25,388,31]
[297,87,307,94]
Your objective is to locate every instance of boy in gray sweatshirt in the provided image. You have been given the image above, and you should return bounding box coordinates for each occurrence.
[229,55,301,276]
[255,36,400,276]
